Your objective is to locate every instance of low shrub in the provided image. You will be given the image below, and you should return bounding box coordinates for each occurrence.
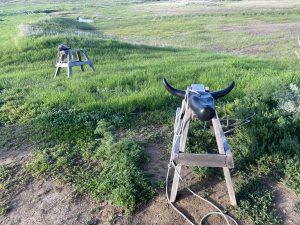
[27,120,153,212]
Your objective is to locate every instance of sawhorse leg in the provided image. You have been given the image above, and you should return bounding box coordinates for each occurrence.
[67,51,73,78]
[54,54,65,77]
[212,115,237,206]
[170,165,182,203]
[76,51,84,72]
[82,49,96,72]
[170,108,192,203]
[54,67,61,77]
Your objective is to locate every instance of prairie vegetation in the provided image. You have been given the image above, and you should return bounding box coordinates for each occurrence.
[0,0,300,224]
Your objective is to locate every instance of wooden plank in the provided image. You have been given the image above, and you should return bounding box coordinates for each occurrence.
[212,114,225,154]
[223,167,237,206]
[82,49,96,72]
[212,114,232,156]
[69,61,92,67]
[54,67,61,77]
[54,54,62,77]
[56,61,92,67]
[76,51,84,72]
[170,165,182,203]
[174,153,233,168]
[172,108,182,155]
[170,105,192,203]
[56,63,69,68]
[179,108,191,152]
[212,113,237,206]
[67,51,72,77]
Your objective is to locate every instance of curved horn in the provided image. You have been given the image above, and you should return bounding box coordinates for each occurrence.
[211,81,235,99]
[163,78,186,99]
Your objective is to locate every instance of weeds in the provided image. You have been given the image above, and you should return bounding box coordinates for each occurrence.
[27,120,153,212]
[236,176,280,225]
[0,165,13,191]
[284,157,300,194]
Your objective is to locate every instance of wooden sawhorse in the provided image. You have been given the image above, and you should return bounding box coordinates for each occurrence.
[169,84,237,206]
[54,48,95,77]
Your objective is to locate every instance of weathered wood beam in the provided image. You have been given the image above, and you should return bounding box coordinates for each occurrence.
[212,113,237,206]
[170,106,191,203]
[174,153,234,168]
[76,51,84,72]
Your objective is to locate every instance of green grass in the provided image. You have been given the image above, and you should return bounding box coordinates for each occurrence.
[0,165,13,191]
[0,0,300,223]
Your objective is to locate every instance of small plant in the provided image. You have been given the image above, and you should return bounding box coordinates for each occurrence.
[0,203,8,216]
[0,165,13,191]
[28,120,154,212]
[274,83,300,115]
[284,157,300,194]
[236,176,280,225]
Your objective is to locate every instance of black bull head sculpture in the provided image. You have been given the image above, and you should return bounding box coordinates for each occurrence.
[163,78,235,121]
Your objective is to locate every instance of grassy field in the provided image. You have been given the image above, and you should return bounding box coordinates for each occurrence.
[0,0,300,224]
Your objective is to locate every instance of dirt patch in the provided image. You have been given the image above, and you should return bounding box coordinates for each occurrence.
[0,144,32,166]
[273,183,300,225]
[222,22,300,36]
[143,142,169,185]
[0,125,36,165]
[129,167,242,225]
[0,178,130,225]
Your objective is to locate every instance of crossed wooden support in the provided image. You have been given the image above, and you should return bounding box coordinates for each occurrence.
[169,84,237,206]
[54,48,95,77]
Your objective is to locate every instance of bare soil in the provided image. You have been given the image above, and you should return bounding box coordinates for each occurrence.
[273,183,300,225]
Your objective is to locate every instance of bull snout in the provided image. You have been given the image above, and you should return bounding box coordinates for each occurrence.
[189,94,216,121]
[193,106,215,121]
[199,106,215,121]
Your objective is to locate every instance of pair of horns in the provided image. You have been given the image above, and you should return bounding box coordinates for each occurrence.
[163,78,235,99]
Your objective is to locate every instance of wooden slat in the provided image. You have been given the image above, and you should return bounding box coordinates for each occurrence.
[170,104,191,203]
[223,168,236,205]
[76,51,84,72]
[174,153,233,168]
[172,108,182,155]
[212,112,237,206]
[54,54,62,77]
[56,62,69,68]
[82,49,96,72]
[56,60,93,67]
[69,60,93,67]
[179,108,191,152]
[67,51,72,77]
[212,113,232,156]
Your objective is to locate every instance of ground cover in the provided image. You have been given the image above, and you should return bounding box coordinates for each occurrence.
[0,0,300,224]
